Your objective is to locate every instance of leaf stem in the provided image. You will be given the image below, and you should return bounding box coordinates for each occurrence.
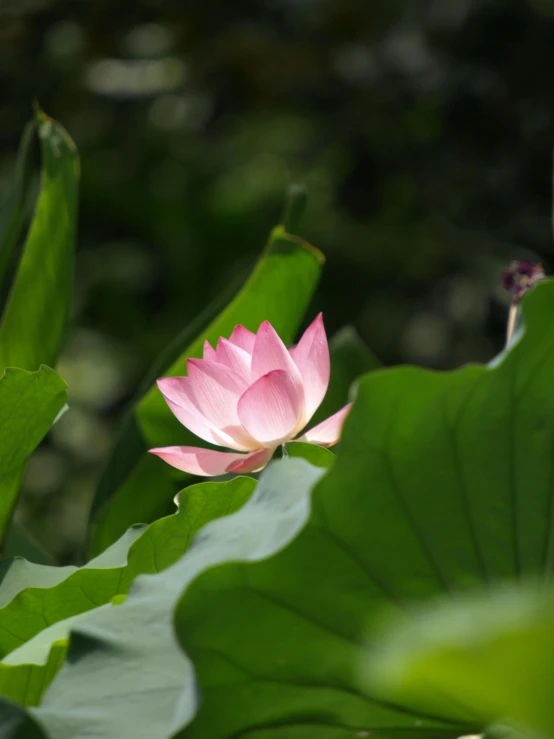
[506,303,518,348]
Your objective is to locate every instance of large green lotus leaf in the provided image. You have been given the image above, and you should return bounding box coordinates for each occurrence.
[0,109,79,371]
[368,585,554,739]
[4,614,92,668]
[0,367,67,545]
[0,476,254,707]
[0,526,145,660]
[165,280,554,739]
[90,226,324,556]
[0,478,254,656]
[30,460,323,739]
[0,610,112,708]
[117,474,256,591]
[0,644,66,708]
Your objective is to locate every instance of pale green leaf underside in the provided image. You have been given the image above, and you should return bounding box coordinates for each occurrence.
[0,476,255,708]
[31,462,323,739]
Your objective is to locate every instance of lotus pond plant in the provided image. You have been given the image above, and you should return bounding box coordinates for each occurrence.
[0,110,553,739]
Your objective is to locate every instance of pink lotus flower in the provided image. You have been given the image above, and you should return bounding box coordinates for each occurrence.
[149,314,351,476]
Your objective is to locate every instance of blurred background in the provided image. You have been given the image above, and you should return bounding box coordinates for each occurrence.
[0,0,552,561]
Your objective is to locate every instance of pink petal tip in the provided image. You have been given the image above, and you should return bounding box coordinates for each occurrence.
[299,403,352,447]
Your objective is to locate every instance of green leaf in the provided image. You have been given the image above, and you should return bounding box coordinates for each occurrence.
[89,226,323,556]
[0,476,254,708]
[0,112,77,556]
[284,441,335,469]
[309,325,382,428]
[0,526,145,660]
[4,612,94,671]
[368,585,554,739]
[0,644,66,708]
[165,279,554,738]
[0,121,37,292]
[0,367,66,480]
[0,367,66,547]
[31,463,323,739]
[117,473,256,591]
[0,109,79,371]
